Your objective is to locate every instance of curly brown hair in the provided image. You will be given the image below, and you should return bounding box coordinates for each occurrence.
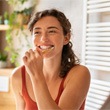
[28,9,80,78]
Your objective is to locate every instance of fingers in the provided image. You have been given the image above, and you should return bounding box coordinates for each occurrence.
[23,56,27,64]
[29,49,34,54]
[25,49,34,58]
[25,51,30,58]
[33,48,42,56]
[23,49,33,62]
[23,49,33,65]
[23,49,40,62]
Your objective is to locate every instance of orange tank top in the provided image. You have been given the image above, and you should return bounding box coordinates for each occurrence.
[21,66,85,110]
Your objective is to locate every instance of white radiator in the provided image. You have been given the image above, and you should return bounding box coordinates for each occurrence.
[85,79,110,110]
[87,0,110,13]
[82,0,110,71]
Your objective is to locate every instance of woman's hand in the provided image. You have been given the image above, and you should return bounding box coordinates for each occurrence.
[23,49,43,78]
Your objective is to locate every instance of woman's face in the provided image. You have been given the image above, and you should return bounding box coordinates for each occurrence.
[32,16,69,58]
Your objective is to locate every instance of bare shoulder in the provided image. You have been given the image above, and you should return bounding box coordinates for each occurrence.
[71,64,90,78]
[59,66,91,109]
[11,65,24,77]
[65,64,91,86]
[76,65,90,75]
[11,65,23,90]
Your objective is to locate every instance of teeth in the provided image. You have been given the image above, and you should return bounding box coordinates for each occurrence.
[40,46,52,50]
[38,45,54,54]
[42,46,54,54]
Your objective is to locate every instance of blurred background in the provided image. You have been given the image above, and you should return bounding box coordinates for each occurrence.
[0,0,110,110]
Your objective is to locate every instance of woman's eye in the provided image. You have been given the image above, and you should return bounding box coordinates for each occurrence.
[48,30,56,34]
[34,32,41,36]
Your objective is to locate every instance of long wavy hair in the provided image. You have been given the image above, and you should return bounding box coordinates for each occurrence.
[28,9,80,78]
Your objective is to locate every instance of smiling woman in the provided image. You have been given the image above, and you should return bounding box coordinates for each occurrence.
[11,9,90,110]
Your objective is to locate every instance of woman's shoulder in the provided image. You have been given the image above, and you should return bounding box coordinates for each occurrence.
[70,64,90,77]
[11,65,24,81]
[65,64,91,85]
[11,65,24,94]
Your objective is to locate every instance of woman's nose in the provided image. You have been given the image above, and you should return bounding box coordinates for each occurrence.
[40,33,49,42]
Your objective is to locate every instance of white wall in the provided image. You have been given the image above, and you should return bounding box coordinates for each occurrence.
[35,0,110,82]
[10,0,83,66]
[36,0,83,59]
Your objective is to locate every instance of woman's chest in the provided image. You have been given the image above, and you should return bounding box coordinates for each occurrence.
[25,76,63,102]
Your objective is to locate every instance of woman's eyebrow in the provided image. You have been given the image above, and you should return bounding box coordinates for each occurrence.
[47,26,59,30]
[33,27,41,30]
[33,26,59,30]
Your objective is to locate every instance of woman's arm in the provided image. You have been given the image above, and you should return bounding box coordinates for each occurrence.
[11,67,25,110]
[29,65,90,110]
[59,65,91,109]
[23,49,91,110]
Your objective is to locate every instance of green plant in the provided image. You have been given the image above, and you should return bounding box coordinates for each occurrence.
[4,0,35,66]
[0,15,3,24]
[3,11,9,24]
[5,12,22,66]
[7,0,28,5]
[0,52,8,62]
[4,11,9,20]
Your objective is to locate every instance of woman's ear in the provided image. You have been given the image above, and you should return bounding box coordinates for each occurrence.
[63,33,71,45]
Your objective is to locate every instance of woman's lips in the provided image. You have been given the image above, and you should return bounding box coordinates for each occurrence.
[39,45,54,49]
[37,45,54,54]
[42,46,54,54]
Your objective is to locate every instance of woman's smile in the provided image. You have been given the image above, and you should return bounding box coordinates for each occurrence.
[38,45,55,54]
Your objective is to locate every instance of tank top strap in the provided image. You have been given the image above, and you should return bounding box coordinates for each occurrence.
[21,66,26,91]
[59,76,66,91]
[55,76,67,104]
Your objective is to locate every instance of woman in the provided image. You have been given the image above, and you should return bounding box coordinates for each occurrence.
[11,9,90,110]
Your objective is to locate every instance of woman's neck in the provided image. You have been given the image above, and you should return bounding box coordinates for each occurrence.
[43,55,61,81]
